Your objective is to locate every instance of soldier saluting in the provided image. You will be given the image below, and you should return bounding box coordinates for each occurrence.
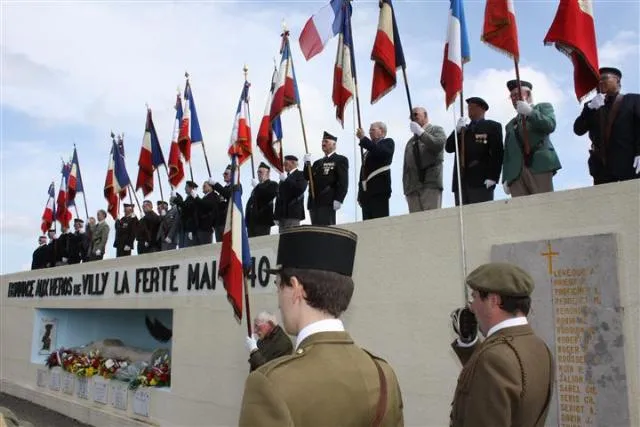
[303,131,349,226]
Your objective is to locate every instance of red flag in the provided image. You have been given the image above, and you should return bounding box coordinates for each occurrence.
[481,0,519,60]
[371,0,407,104]
[544,0,600,101]
[332,3,355,126]
[228,81,252,165]
[168,94,185,187]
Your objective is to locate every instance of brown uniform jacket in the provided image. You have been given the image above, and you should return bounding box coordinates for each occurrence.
[239,331,404,427]
[450,324,554,427]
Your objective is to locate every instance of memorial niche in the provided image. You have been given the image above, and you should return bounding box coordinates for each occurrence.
[36,308,173,390]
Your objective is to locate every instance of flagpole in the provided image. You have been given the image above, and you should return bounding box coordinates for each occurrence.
[128,183,142,213]
[244,64,256,180]
[402,67,413,113]
[346,0,364,162]
[452,108,468,304]
[73,144,90,219]
[52,180,57,233]
[243,274,253,337]
[156,169,165,201]
[459,64,466,179]
[513,60,531,163]
[282,24,315,200]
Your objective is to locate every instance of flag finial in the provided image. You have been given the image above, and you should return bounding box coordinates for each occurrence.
[243,64,248,80]
[185,71,190,79]
[110,131,115,139]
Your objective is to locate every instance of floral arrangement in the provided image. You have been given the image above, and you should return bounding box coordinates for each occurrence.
[45,347,170,389]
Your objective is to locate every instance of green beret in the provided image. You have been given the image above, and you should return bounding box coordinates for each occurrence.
[466,262,534,297]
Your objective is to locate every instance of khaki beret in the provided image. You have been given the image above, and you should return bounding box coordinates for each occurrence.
[466,262,534,297]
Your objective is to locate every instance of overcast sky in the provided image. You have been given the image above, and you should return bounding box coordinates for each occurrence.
[1,0,638,274]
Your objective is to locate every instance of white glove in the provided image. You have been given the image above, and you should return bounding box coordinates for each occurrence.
[587,92,606,110]
[279,172,287,182]
[245,336,258,352]
[170,190,177,197]
[187,232,193,240]
[62,257,68,263]
[95,249,101,256]
[503,182,511,195]
[634,156,640,174]
[456,117,470,132]
[333,200,342,210]
[251,178,258,188]
[164,237,172,244]
[410,121,424,136]
[273,220,279,226]
[124,245,131,251]
[144,242,149,247]
[516,101,533,116]
[484,179,496,189]
[189,189,198,197]
[303,153,312,163]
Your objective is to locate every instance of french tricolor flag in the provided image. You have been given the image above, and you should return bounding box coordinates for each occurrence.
[68,147,84,206]
[270,39,300,121]
[229,81,252,166]
[178,79,203,162]
[440,0,470,108]
[136,108,166,196]
[41,182,55,234]
[168,94,186,188]
[299,0,345,61]
[332,1,355,126]
[218,156,251,322]
[257,66,284,172]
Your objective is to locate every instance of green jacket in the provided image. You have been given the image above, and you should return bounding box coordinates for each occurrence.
[502,103,562,184]
[248,325,293,372]
[239,331,404,427]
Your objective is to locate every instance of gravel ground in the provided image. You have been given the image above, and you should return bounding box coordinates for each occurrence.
[0,393,91,427]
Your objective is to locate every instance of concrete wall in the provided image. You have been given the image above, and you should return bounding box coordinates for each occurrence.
[1,180,638,427]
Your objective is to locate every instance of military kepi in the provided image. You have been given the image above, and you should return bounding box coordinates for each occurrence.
[466,97,489,111]
[323,131,338,142]
[599,67,622,79]
[123,203,134,208]
[284,154,298,161]
[507,80,533,91]
[270,226,357,276]
[258,162,270,170]
[185,180,198,188]
[465,262,534,297]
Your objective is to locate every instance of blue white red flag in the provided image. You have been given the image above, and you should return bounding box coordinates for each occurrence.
[332,1,356,126]
[270,37,300,121]
[68,147,84,205]
[178,79,203,162]
[257,65,284,172]
[56,162,73,228]
[104,135,130,219]
[41,181,56,233]
[136,108,166,196]
[440,0,471,108]
[371,0,407,104]
[229,81,252,165]
[299,0,345,61]
[218,156,251,322]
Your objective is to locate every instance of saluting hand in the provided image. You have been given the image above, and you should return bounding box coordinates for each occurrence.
[587,92,605,110]
[515,100,533,116]
[356,128,365,139]
[245,335,258,353]
[450,307,478,344]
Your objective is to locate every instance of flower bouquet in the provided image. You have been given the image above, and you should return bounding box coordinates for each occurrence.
[129,353,171,390]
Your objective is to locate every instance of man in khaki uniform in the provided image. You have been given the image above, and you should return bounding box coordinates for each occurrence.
[238,226,404,427]
[449,263,554,427]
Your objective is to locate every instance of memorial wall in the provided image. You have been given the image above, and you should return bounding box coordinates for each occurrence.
[1,180,638,427]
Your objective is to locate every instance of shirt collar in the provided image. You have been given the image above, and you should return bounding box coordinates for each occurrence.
[295,318,345,350]
[486,316,528,338]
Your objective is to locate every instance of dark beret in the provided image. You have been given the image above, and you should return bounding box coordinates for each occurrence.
[185,180,198,189]
[269,226,358,276]
[466,262,534,297]
[73,218,84,224]
[123,203,134,208]
[284,155,298,161]
[599,67,622,79]
[323,131,337,142]
[466,97,489,111]
[507,80,533,91]
[258,162,270,170]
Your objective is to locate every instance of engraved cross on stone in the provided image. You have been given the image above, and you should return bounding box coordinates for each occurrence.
[540,241,559,274]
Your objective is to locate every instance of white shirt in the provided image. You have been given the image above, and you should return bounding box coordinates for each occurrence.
[295,318,345,350]
[458,316,528,347]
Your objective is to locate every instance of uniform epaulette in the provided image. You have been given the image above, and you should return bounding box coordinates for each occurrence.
[361,348,388,364]
[256,350,307,376]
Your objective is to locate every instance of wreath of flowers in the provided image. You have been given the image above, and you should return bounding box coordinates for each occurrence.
[45,347,169,389]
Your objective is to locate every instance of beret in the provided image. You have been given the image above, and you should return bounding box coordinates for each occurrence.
[466,262,534,297]
[507,80,533,91]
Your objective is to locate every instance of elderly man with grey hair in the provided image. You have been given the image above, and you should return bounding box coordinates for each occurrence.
[404,106,447,212]
[356,121,395,220]
[244,311,293,372]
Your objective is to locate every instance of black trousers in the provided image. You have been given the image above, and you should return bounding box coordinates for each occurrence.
[214,225,225,243]
[361,195,390,220]
[116,247,132,257]
[454,184,494,206]
[197,231,213,245]
[310,206,336,226]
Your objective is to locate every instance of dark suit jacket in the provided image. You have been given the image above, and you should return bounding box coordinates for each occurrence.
[31,245,49,270]
[248,325,293,372]
[214,183,243,227]
[175,194,199,233]
[358,137,394,202]
[196,191,219,232]
[246,180,278,228]
[304,153,349,209]
[446,119,504,191]
[450,325,554,427]
[574,93,640,180]
[275,169,307,221]
[114,215,139,250]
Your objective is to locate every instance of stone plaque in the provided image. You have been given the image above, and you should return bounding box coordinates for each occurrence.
[492,233,629,427]
[76,377,90,400]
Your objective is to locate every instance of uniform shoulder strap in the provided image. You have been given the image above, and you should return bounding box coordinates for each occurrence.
[605,94,624,146]
[363,349,388,427]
